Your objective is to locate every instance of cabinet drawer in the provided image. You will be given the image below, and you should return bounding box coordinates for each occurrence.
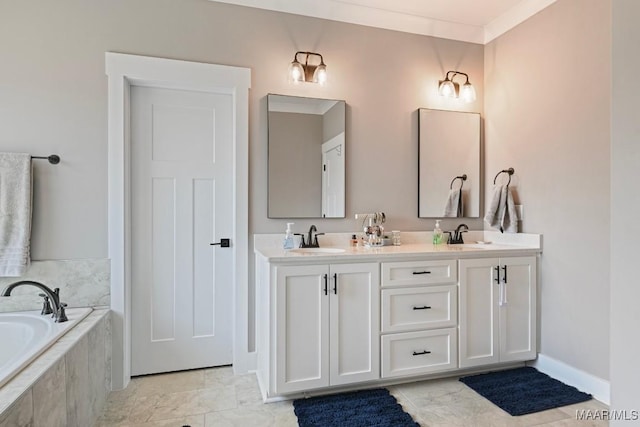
[381,285,457,333]
[381,260,456,287]
[381,328,457,378]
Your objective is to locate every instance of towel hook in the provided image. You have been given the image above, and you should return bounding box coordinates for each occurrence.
[493,168,514,186]
[449,174,467,190]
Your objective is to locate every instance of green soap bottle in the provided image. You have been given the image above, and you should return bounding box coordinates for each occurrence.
[433,220,443,245]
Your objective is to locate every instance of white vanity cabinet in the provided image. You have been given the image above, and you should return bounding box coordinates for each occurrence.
[380,260,458,378]
[458,256,537,368]
[272,262,380,394]
[255,233,541,400]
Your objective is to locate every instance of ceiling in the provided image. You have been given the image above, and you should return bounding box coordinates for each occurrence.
[209,0,557,44]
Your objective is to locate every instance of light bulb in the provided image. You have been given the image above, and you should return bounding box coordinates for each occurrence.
[438,80,456,98]
[289,61,304,83]
[313,63,327,85]
[460,82,476,103]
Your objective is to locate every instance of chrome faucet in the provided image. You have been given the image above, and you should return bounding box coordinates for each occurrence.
[296,225,324,248]
[448,223,469,244]
[1,281,68,322]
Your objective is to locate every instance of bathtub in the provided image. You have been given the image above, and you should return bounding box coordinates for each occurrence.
[0,307,92,388]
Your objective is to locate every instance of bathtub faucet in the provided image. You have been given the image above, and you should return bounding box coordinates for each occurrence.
[1,281,68,322]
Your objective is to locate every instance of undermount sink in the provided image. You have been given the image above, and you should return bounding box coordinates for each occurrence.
[289,247,346,254]
[460,243,492,249]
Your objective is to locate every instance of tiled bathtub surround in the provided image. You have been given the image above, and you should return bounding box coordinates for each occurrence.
[0,259,110,313]
[0,308,111,427]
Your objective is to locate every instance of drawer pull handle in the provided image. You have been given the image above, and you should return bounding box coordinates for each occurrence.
[412,306,432,310]
[412,271,431,275]
[412,350,431,356]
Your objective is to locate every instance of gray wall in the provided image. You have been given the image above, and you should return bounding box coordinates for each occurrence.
[1,0,626,397]
[611,0,640,416]
[1,0,483,356]
[485,0,611,380]
[0,0,484,264]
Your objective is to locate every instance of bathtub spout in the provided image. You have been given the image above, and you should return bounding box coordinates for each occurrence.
[1,281,67,322]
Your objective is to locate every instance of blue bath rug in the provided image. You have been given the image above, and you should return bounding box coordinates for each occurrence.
[293,388,419,427]
[459,366,592,416]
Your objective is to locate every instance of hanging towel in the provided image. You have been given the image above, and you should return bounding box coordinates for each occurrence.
[0,153,32,276]
[444,188,463,217]
[484,185,517,233]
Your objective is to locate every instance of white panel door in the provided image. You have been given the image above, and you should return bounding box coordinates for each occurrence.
[131,86,234,375]
[321,133,345,218]
[459,258,500,368]
[500,256,537,363]
[329,263,380,385]
[275,265,329,394]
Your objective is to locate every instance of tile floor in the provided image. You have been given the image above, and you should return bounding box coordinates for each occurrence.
[95,367,609,427]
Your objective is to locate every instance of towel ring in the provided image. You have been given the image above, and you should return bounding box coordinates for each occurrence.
[449,174,467,190]
[493,168,514,186]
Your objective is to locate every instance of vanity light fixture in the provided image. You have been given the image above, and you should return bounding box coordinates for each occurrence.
[438,71,476,103]
[289,51,327,85]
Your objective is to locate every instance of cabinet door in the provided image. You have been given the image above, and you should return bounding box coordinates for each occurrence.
[459,258,500,368]
[499,256,537,363]
[275,265,329,393]
[329,263,380,386]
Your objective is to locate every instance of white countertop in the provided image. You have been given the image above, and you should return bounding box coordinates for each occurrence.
[254,231,542,263]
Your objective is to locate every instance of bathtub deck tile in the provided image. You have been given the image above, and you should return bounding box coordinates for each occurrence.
[0,389,33,427]
[32,357,67,427]
[88,316,109,423]
[65,333,91,427]
[0,309,110,426]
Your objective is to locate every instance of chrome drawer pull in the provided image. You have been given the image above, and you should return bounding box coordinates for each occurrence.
[412,350,431,356]
[412,271,432,275]
[412,306,432,310]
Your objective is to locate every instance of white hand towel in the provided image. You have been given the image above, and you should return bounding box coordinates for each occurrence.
[443,188,463,217]
[484,185,517,233]
[0,153,32,276]
[501,186,517,233]
[484,185,503,229]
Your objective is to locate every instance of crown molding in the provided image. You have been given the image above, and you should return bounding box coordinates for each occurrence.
[484,0,557,43]
[210,0,556,45]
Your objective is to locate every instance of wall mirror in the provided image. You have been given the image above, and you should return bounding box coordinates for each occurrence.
[418,109,481,218]
[268,94,346,218]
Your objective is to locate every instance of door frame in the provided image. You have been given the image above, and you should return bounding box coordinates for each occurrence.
[105,52,251,390]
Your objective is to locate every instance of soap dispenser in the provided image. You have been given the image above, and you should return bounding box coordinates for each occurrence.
[433,220,444,245]
[283,223,295,250]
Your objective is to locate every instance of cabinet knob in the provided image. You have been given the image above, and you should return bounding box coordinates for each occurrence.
[412,306,432,310]
[412,350,431,356]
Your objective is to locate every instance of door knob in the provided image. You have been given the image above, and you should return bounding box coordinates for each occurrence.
[210,238,231,247]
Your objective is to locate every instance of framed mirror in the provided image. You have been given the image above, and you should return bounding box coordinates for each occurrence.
[418,109,481,218]
[268,94,346,218]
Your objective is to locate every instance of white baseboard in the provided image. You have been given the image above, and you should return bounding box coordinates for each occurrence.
[528,354,610,405]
